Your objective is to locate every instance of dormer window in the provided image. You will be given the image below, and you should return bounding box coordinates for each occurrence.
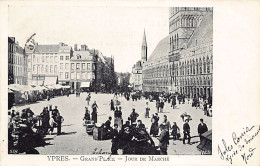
[77,55,81,59]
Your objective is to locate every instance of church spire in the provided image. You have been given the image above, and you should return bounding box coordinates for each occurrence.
[142,29,147,47]
[141,29,147,62]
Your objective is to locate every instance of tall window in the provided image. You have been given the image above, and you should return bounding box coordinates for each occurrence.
[55,56,58,62]
[54,65,57,73]
[65,63,69,70]
[37,56,40,63]
[60,56,63,60]
[87,63,90,70]
[50,56,53,63]
[50,65,53,73]
[60,63,63,69]
[41,66,44,72]
[82,63,86,70]
[76,63,80,70]
[71,63,75,70]
[66,56,69,60]
[65,72,69,79]
[60,72,63,79]
[46,56,49,62]
[46,65,48,73]
[42,56,45,62]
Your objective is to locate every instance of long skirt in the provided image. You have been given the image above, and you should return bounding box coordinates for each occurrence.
[150,122,159,136]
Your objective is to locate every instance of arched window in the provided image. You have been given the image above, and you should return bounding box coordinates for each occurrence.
[203,57,206,73]
[177,33,179,49]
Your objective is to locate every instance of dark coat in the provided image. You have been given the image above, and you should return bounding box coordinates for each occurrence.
[198,123,208,135]
[183,123,190,134]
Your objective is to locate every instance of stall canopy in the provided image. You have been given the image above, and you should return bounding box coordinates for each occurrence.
[44,76,58,85]
[197,130,212,154]
[81,82,90,88]
[52,84,63,89]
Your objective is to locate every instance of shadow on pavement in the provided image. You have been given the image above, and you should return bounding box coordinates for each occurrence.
[59,131,77,135]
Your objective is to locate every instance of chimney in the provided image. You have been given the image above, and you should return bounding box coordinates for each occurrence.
[74,44,78,51]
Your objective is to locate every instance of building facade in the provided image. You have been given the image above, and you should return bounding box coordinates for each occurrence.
[142,36,172,92]
[58,43,73,85]
[70,47,95,90]
[25,41,72,86]
[8,37,28,85]
[142,7,213,98]
[173,12,213,98]
[130,30,147,91]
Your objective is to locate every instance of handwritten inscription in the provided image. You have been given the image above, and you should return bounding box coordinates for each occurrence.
[218,125,260,164]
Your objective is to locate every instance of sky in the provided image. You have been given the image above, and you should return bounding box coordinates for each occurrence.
[8,6,169,72]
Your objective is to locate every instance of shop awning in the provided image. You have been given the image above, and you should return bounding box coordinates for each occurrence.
[44,76,58,85]
[81,82,90,88]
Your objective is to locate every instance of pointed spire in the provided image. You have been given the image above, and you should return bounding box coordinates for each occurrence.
[142,29,147,47]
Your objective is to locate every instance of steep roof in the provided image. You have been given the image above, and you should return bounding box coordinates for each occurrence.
[147,36,169,61]
[187,13,213,48]
[34,45,59,53]
[71,50,94,60]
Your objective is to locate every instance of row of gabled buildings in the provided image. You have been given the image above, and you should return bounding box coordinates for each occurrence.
[8,37,116,92]
[131,7,213,99]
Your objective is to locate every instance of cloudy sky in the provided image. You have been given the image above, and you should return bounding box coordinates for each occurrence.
[8,5,169,72]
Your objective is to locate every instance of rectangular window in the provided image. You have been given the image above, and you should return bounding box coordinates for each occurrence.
[54,65,57,73]
[60,56,63,60]
[60,63,63,69]
[87,63,91,70]
[46,65,48,73]
[33,65,35,72]
[46,56,49,62]
[82,63,86,70]
[71,63,75,70]
[76,63,80,70]
[65,63,69,70]
[65,72,69,79]
[42,56,45,62]
[60,72,63,79]
[76,73,81,79]
[37,56,40,62]
[55,56,58,62]
[71,72,75,79]
[50,56,53,63]
[66,56,69,60]
[82,72,86,79]
[50,65,53,73]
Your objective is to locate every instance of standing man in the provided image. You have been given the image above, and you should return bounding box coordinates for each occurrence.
[160,115,171,131]
[183,119,191,145]
[92,101,98,123]
[111,124,119,155]
[56,112,64,135]
[157,125,169,155]
[129,109,139,125]
[145,102,150,118]
[197,119,208,141]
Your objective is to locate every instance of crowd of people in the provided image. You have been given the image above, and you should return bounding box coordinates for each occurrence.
[8,105,64,154]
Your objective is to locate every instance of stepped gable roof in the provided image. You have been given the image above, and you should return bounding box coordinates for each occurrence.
[147,36,169,62]
[187,13,213,48]
[71,50,94,60]
[34,44,59,53]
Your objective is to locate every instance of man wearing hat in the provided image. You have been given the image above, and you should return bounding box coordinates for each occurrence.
[197,118,208,142]
[157,124,169,155]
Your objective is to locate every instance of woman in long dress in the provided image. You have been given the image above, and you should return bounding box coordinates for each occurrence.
[150,113,159,137]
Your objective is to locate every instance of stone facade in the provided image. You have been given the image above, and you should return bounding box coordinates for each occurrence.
[8,37,28,85]
[142,7,213,97]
